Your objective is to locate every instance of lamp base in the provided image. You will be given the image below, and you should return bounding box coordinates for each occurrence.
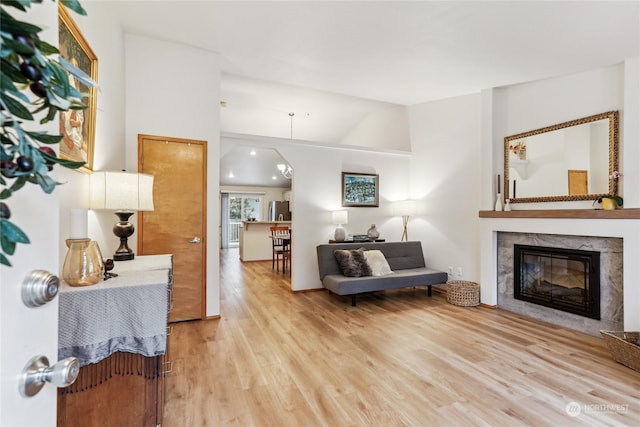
[401,215,409,242]
[334,226,346,242]
[113,210,135,261]
[113,252,135,261]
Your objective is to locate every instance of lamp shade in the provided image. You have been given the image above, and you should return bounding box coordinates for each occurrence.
[90,171,155,211]
[393,200,417,217]
[332,210,348,225]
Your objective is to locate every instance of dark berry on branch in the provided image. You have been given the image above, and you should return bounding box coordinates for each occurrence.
[1,161,17,178]
[40,147,55,170]
[13,34,35,50]
[20,62,43,82]
[16,156,34,172]
[0,202,10,220]
[30,82,46,98]
[39,146,55,161]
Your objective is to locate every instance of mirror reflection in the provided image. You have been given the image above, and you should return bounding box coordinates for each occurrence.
[504,111,618,203]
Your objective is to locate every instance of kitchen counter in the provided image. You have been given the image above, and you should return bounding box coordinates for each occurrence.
[240,221,291,261]
[242,220,291,230]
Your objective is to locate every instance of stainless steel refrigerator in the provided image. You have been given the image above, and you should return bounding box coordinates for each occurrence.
[268,201,290,221]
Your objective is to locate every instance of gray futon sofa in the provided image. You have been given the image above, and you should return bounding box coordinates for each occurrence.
[316,241,448,306]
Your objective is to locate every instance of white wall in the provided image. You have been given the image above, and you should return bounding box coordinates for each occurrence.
[407,94,482,282]
[125,34,221,317]
[622,57,640,208]
[340,106,411,151]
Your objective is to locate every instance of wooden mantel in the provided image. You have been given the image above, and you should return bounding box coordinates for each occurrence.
[479,208,640,219]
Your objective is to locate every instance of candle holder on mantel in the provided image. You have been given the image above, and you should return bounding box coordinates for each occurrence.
[62,239,104,286]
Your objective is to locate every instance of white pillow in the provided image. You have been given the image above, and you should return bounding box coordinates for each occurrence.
[364,250,393,276]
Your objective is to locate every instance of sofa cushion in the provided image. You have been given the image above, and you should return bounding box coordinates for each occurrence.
[317,242,426,280]
[364,250,393,276]
[334,249,372,277]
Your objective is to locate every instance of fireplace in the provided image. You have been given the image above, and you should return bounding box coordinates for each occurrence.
[514,244,600,320]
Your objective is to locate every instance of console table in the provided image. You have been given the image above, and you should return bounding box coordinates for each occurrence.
[329,239,385,243]
[57,255,173,427]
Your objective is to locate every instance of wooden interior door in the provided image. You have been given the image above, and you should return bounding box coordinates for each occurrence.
[138,135,207,322]
[568,169,588,195]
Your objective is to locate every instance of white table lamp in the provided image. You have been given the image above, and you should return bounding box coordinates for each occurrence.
[332,210,348,242]
[90,171,155,261]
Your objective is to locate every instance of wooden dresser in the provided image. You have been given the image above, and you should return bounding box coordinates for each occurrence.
[57,255,173,427]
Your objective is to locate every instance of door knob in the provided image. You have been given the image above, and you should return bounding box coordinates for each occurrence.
[19,355,80,397]
[189,237,201,243]
[21,270,59,308]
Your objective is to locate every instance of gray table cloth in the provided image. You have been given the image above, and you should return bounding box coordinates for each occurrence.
[58,257,171,366]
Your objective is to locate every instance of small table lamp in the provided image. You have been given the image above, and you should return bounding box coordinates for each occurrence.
[393,200,417,241]
[90,171,155,261]
[332,210,348,242]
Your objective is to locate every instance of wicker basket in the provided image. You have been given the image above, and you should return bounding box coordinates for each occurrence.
[446,280,480,307]
[600,331,640,372]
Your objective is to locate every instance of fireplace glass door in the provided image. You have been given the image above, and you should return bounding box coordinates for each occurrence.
[514,245,600,319]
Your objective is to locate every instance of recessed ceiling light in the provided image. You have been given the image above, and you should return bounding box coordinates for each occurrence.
[250,150,256,156]
[228,172,234,178]
[272,175,277,180]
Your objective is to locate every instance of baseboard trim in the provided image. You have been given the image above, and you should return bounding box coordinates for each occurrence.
[480,303,497,309]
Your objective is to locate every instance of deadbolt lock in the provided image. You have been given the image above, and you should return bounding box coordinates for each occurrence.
[21,270,59,308]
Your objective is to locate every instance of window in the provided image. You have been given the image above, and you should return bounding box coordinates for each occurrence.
[229,194,262,221]
[224,193,263,247]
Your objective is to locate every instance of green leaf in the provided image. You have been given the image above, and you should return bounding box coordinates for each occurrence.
[34,172,59,193]
[40,105,58,124]
[0,188,11,199]
[58,57,96,88]
[1,37,35,57]
[25,131,62,144]
[54,157,85,169]
[33,39,59,56]
[8,175,26,193]
[46,90,71,110]
[2,86,31,104]
[1,233,17,255]
[1,59,28,84]
[60,0,87,16]
[1,218,30,244]
[0,92,33,120]
[0,8,42,36]
[0,252,11,267]
[0,1,29,12]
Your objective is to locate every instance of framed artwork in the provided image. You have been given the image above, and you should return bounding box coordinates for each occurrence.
[342,172,379,207]
[58,5,98,172]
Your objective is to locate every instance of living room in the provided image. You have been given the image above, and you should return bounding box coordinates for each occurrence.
[1,2,638,425]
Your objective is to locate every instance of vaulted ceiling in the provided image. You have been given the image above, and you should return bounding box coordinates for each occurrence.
[108,1,640,186]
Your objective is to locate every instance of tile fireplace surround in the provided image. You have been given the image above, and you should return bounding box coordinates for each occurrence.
[498,232,622,336]
[479,209,640,332]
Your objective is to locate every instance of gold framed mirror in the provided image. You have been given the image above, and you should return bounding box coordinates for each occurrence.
[504,111,619,203]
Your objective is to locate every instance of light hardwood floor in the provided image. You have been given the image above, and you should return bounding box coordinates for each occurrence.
[163,248,640,426]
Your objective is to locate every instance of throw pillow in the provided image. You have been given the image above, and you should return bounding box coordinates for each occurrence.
[334,249,372,277]
[364,250,393,276]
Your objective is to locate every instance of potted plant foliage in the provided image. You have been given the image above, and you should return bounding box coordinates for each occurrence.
[594,171,624,210]
[596,195,623,210]
[1,0,94,266]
